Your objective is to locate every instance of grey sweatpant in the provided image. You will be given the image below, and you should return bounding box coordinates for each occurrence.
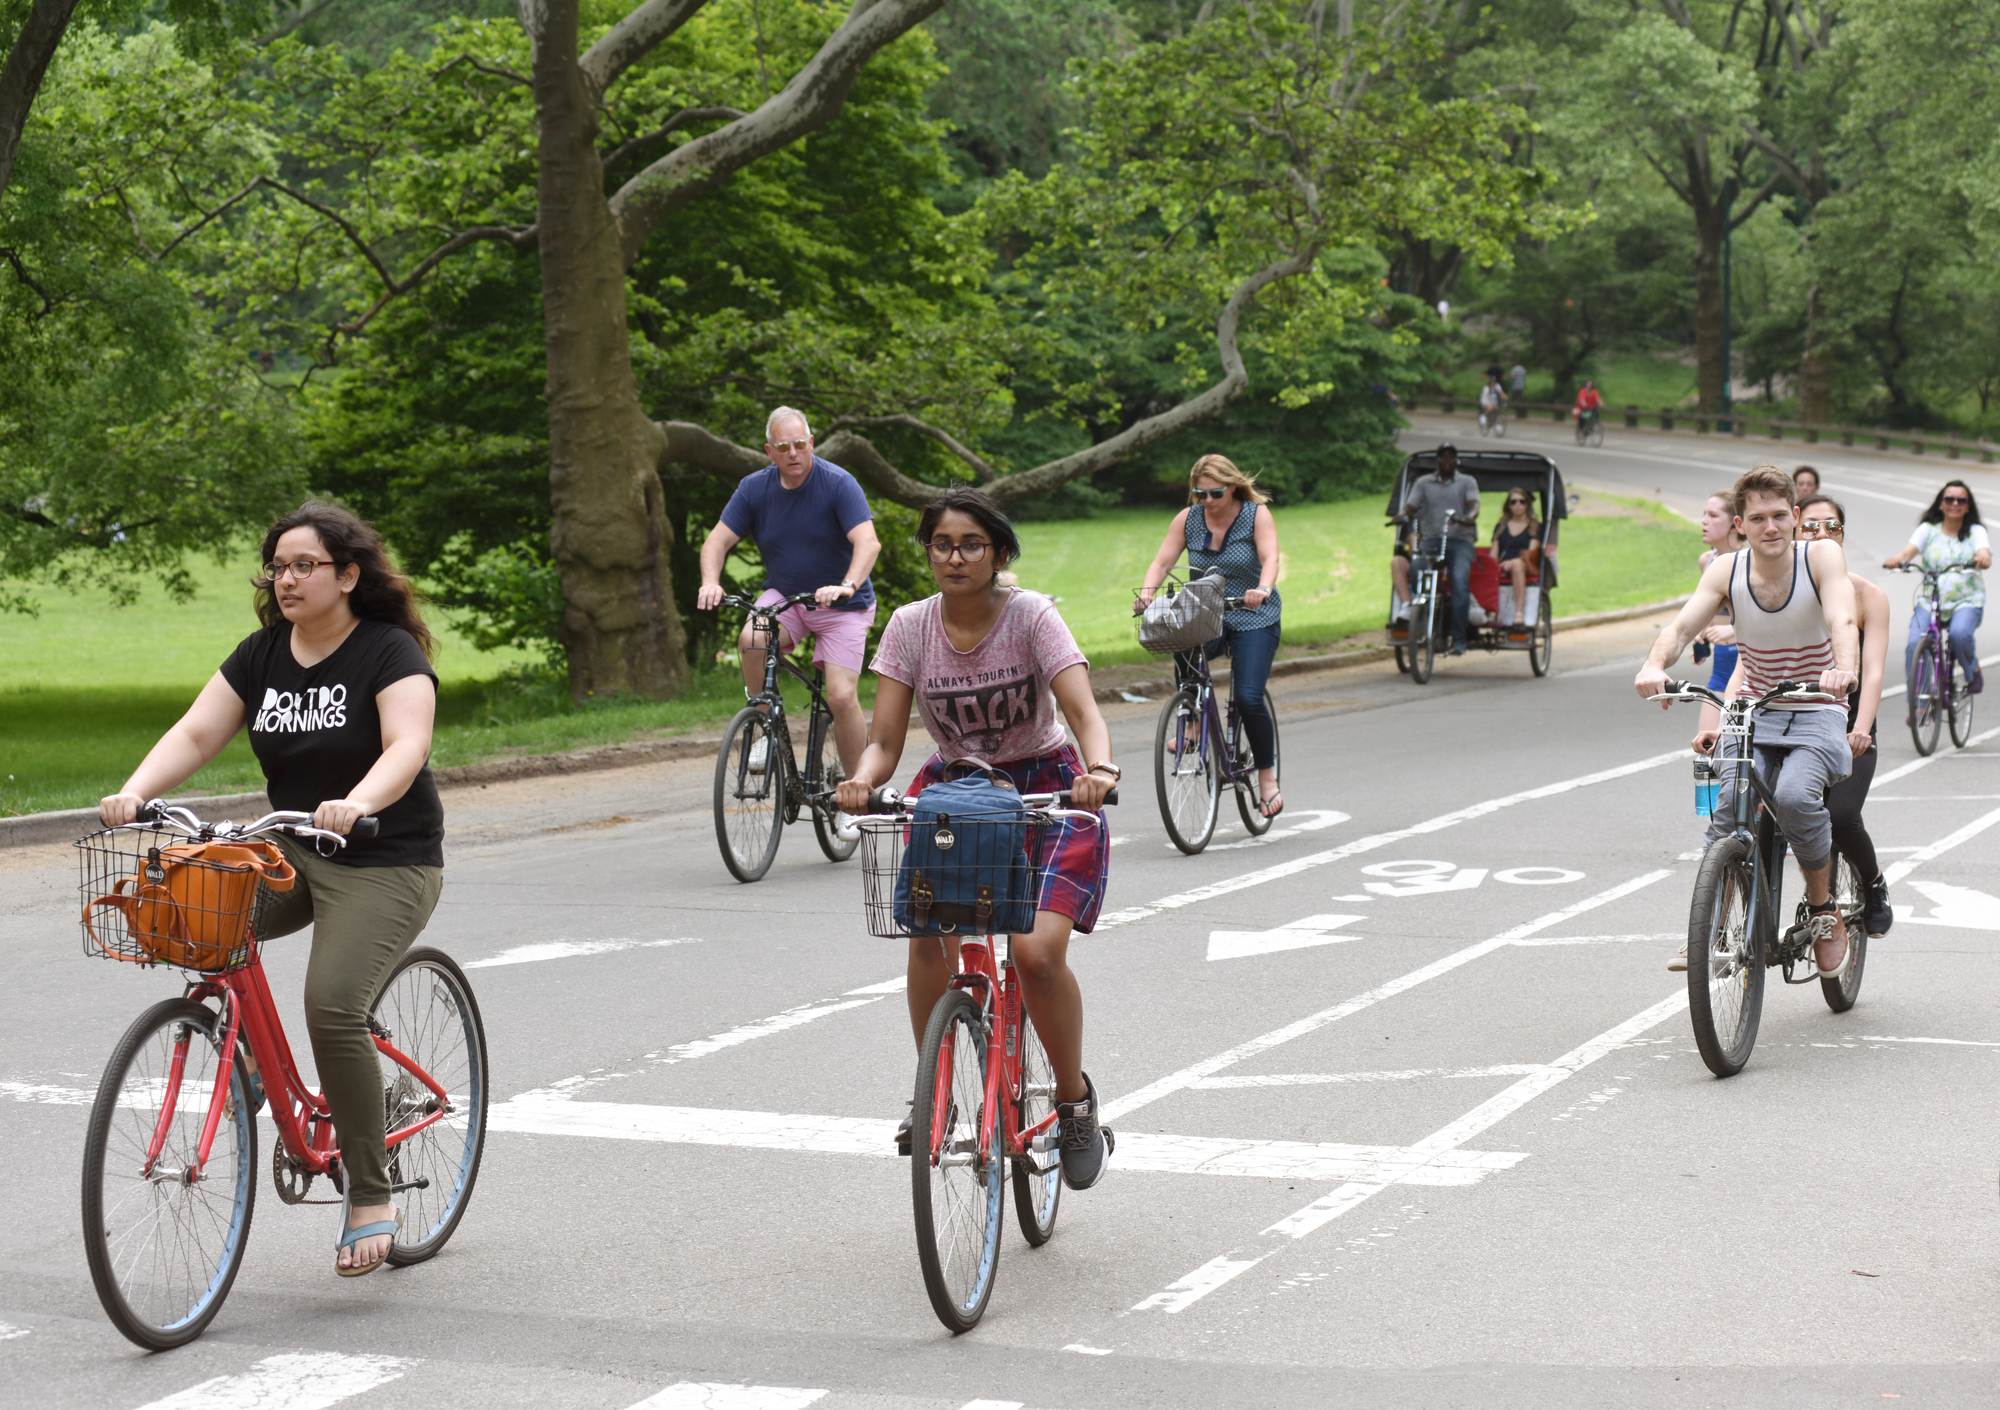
[1704,708,1853,871]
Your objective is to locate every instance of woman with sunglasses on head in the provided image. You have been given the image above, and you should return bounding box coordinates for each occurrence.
[98,502,445,1277]
[836,487,1117,1190]
[1490,489,1541,629]
[1135,455,1284,818]
[1883,481,1990,698]
[1794,496,1895,937]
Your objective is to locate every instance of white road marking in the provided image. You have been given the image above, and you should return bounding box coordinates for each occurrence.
[658,998,884,1065]
[1494,866,1585,885]
[0,1322,26,1341]
[132,1353,414,1410]
[1206,914,1364,961]
[1062,1344,1114,1356]
[1870,795,2000,801]
[628,1386,827,1410]
[0,1081,93,1105]
[844,976,907,995]
[1099,870,1673,1123]
[1115,1133,1524,1185]
[1193,1065,1555,1089]
[1510,931,1684,947]
[1365,867,1486,897]
[1882,804,2000,887]
[959,1401,1024,1410]
[463,937,703,969]
[1200,809,1352,850]
[1873,720,2000,786]
[1093,750,1686,928]
[1862,1036,2000,1048]
[1895,881,2000,930]
[1131,989,1688,1314]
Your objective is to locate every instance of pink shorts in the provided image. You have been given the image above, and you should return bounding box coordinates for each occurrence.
[754,588,876,672]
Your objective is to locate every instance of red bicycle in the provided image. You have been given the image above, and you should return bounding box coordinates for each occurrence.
[857,785,1112,1332]
[75,802,488,1349]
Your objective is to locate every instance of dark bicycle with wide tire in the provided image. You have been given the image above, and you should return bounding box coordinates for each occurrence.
[712,591,861,882]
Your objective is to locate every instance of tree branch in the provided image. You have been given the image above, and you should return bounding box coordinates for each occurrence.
[606,0,946,268]
[601,106,747,169]
[434,53,533,87]
[653,419,774,484]
[824,413,1002,482]
[0,245,56,317]
[579,0,711,97]
[0,0,82,204]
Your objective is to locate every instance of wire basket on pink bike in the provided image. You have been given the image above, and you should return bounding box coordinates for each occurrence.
[859,812,1051,939]
[76,825,295,973]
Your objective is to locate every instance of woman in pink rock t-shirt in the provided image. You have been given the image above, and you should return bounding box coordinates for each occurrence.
[837,487,1118,1190]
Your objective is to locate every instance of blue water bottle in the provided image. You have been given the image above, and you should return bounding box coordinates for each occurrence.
[1693,757,1719,817]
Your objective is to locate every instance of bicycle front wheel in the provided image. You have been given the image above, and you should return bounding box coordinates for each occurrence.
[912,989,1003,1332]
[1529,590,1553,677]
[375,947,488,1266]
[1408,600,1436,684]
[1155,685,1219,854]
[1233,708,1281,836]
[715,706,785,881]
[1949,655,1976,748]
[1821,857,1868,1015]
[82,998,256,1350]
[1010,1013,1061,1248]
[1909,639,1942,757]
[810,709,859,863]
[1687,836,1764,1077]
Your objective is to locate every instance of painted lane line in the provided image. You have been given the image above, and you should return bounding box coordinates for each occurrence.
[1882,804,2000,887]
[0,1321,26,1341]
[1093,750,1686,929]
[1193,1065,1557,1089]
[1861,1035,2000,1047]
[844,976,907,995]
[1099,869,1674,1123]
[463,937,703,969]
[1131,990,1689,1314]
[1510,931,1684,947]
[959,1401,1025,1410]
[132,1353,414,1410]
[1871,795,2000,801]
[627,1385,827,1410]
[1873,718,2000,786]
[1063,1344,1115,1356]
[1198,809,1351,851]
[1115,1133,1524,1186]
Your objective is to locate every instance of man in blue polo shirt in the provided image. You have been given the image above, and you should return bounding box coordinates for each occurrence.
[697,407,882,799]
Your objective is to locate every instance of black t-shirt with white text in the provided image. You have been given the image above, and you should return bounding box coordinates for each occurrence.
[219,619,444,868]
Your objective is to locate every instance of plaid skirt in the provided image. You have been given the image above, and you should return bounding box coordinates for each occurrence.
[906,746,1110,933]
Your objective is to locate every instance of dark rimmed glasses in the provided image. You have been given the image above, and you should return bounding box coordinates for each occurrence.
[925,539,991,563]
[260,558,336,584]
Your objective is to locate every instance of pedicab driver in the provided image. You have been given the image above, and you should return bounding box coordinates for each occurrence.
[1634,465,1860,978]
[697,407,882,805]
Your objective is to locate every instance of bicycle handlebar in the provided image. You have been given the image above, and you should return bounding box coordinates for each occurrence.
[715,590,822,615]
[861,784,1117,816]
[131,800,377,846]
[1646,678,1821,711]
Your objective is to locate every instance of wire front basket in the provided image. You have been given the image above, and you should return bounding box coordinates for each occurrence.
[76,827,286,974]
[859,814,1049,939]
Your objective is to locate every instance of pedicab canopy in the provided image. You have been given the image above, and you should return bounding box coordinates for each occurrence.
[1387,448,1568,590]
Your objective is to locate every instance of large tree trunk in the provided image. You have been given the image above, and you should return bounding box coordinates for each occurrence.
[1797,282,1835,423]
[0,0,82,204]
[531,1,686,699]
[1690,186,1726,415]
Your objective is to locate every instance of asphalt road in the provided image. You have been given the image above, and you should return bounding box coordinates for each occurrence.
[3,425,1998,1409]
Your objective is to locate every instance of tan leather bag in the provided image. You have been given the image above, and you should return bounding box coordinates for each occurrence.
[84,840,296,970]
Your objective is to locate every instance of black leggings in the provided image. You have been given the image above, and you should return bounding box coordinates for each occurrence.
[1826,744,1879,882]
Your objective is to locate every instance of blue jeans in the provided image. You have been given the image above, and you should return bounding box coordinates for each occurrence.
[1180,621,1281,769]
[1422,536,1477,647]
[1906,604,1982,685]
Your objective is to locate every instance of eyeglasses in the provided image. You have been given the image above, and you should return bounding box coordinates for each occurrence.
[1506,498,1528,506]
[261,558,335,583]
[768,438,812,454]
[925,539,990,563]
[1192,488,1230,501]
[1941,495,1970,506]
[1798,518,1843,536]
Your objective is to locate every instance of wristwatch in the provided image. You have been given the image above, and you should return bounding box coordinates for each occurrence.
[1087,760,1121,780]
[840,579,857,592]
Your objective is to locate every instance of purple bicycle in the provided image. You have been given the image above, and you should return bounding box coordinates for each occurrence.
[1151,594,1282,854]
[1894,563,1976,756]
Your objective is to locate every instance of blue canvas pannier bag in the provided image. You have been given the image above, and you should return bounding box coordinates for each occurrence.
[893,766,1036,935]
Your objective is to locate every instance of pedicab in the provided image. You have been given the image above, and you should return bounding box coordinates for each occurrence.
[1385,448,1566,684]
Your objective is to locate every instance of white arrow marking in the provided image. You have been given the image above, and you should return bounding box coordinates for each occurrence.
[1896,881,2000,931]
[1207,914,1364,961]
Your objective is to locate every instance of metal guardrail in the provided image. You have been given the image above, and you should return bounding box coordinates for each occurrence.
[1431,397,1997,463]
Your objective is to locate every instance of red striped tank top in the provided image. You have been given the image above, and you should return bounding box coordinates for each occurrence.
[1726,542,1842,713]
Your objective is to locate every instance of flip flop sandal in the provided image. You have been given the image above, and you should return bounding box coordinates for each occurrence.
[335,1196,402,1278]
[1259,790,1284,820]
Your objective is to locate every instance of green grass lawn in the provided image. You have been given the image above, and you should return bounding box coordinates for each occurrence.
[2,497,1698,816]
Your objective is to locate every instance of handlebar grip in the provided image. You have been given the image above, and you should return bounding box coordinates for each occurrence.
[1103,787,1119,807]
[350,817,380,840]
[864,786,901,815]
[138,799,166,823]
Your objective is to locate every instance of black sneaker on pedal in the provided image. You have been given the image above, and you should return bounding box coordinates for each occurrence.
[895,1101,912,1157]
[1863,877,1894,938]
[1056,1072,1114,1190]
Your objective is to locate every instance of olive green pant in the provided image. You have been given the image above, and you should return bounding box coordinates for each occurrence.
[261,836,443,1207]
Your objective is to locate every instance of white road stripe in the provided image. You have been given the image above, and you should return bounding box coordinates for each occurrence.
[463,937,702,969]
[1131,990,1689,1314]
[959,1401,1025,1410]
[1093,751,1686,929]
[627,1386,827,1410]
[844,976,907,995]
[1862,1035,2000,1048]
[1873,718,2000,786]
[1510,931,1684,947]
[1099,870,1673,1123]
[656,998,883,1065]
[1882,804,2000,887]
[0,1322,26,1341]
[132,1353,413,1410]
[1193,1065,1556,1088]
[1062,1344,1115,1355]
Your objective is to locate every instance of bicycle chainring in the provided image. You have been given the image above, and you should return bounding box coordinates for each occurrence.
[272,1144,316,1204]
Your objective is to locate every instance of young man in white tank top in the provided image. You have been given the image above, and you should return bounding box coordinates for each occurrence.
[1635,465,1861,976]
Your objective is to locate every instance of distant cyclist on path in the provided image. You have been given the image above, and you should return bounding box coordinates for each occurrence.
[1882,480,1989,698]
[1636,465,1860,979]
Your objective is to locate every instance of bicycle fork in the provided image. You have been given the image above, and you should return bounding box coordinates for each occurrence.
[143,995,242,1186]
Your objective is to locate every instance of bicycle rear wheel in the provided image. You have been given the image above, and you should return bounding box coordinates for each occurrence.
[1909,639,1942,757]
[1821,857,1868,1014]
[1408,599,1436,684]
[1949,655,1976,748]
[1156,684,1219,854]
[82,998,256,1350]
[375,947,488,1265]
[1687,836,1764,1077]
[1528,590,1553,677]
[1232,708,1281,836]
[912,989,1003,1332]
[715,706,784,881]
[1010,1012,1061,1248]
[810,708,860,863]
[1586,418,1603,447]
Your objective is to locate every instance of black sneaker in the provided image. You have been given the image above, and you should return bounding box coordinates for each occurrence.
[1863,876,1894,938]
[1055,1072,1114,1190]
[895,1101,912,1157]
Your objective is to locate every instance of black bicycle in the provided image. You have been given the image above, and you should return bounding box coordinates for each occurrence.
[711,592,859,882]
[1652,679,1868,1077]
[1153,595,1282,854]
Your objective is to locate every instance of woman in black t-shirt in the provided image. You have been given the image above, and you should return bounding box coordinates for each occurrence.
[101,502,446,1278]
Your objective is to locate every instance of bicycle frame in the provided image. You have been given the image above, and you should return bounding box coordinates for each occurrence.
[1175,644,1255,789]
[734,599,839,810]
[1907,568,1957,708]
[928,938,1058,1173]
